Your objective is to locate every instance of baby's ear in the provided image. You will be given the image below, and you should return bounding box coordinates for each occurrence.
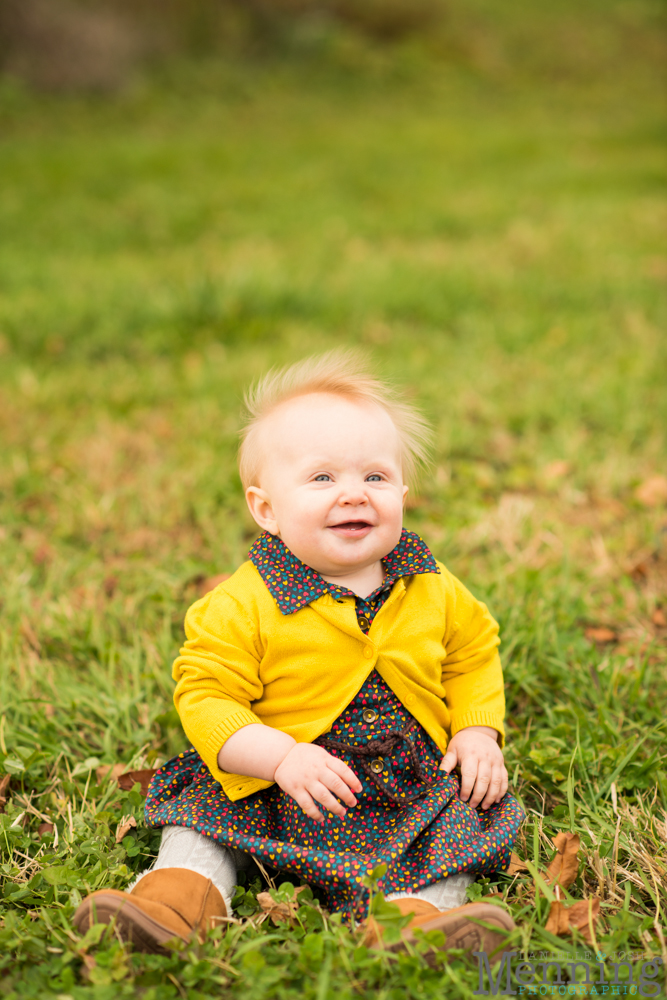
[245,487,279,534]
[402,484,409,504]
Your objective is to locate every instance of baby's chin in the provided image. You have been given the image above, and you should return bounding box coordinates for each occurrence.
[315,534,394,567]
[284,524,400,571]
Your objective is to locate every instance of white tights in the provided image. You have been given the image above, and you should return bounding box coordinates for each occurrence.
[136,825,473,915]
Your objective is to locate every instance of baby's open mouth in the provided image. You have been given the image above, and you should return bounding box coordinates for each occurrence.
[328,520,373,534]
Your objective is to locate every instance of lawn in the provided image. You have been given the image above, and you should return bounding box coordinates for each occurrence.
[0,5,666,997]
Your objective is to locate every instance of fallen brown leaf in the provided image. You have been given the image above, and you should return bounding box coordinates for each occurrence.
[585,626,617,644]
[38,822,55,836]
[80,952,97,981]
[507,852,529,876]
[117,769,158,796]
[0,773,10,812]
[545,832,580,890]
[545,897,600,943]
[115,815,137,843]
[96,762,126,785]
[256,886,309,926]
[652,608,667,628]
[629,556,652,581]
[635,475,667,508]
[103,575,118,598]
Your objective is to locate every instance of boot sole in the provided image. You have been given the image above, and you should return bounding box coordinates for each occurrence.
[73,891,189,955]
[391,902,515,965]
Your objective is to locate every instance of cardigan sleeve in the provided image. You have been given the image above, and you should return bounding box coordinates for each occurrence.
[440,570,506,745]
[172,586,266,784]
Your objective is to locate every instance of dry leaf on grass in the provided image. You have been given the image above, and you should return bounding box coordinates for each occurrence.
[257,886,309,925]
[652,608,666,628]
[115,815,137,843]
[80,953,97,981]
[38,822,55,836]
[96,762,126,785]
[629,556,653,581]
[545,897,600,943]
[507,852,529,875]
[0,773,11,812]
[545,832,580,890]
[585,626,617,644]
[635,475,667,507]
[117,769,158,795]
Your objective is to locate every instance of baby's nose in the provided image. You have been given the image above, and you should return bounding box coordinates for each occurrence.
[339,489,369,505]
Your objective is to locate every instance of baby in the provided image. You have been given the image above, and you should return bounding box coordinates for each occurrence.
[75,350,523,956]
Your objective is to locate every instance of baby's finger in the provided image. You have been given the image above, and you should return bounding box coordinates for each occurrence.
[321,769,358,808]
[292,788,324,824]
[309,781,348,818]
[469,761,491,809]
[480,767,504,810]
[327,755,363,796]
[440,748,458,773]
[459,761,478,803]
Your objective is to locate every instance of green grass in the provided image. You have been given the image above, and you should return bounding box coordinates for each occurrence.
[1,8,666,997]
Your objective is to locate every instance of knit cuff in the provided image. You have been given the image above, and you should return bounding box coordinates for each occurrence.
[201,708,265,782]
[449,711,506,748]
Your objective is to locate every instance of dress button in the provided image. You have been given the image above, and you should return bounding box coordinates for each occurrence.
[363,646,373,659]
[370,758,385,773]
[362,709,378,724]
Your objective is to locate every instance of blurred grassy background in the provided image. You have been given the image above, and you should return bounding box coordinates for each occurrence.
[1,2,666,997]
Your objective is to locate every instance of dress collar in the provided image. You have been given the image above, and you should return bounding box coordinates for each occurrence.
[248,528,439,615]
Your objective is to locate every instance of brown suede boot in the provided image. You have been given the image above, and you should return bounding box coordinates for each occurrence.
[73,868,227,954]
[369,897,515,964]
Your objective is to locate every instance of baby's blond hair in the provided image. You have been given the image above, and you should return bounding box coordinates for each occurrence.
[239,349,432,489]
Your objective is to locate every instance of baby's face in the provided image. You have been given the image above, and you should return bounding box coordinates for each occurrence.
[246,393,408,578]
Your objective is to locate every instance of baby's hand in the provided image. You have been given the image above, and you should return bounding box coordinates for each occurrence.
[440,725,508,810]
[273,744,363,824]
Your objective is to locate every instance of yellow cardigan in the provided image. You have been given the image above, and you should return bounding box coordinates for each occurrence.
[172,559,505,801]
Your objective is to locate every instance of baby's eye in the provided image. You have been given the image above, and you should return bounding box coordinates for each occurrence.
[366,474,382,482]
[314,474,331,482]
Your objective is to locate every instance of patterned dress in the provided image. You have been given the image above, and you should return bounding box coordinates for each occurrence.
[145,531,524,921]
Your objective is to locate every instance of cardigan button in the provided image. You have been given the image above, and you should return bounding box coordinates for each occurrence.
[363,646,373,659]
[362,709,378,724]
[370,758,385,773]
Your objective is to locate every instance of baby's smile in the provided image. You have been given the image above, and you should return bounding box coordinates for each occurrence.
[327,518,375,537]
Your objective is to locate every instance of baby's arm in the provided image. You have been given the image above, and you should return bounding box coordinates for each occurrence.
[174,587,361,824]
[438,569,509,810]
[218,726,362,824]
